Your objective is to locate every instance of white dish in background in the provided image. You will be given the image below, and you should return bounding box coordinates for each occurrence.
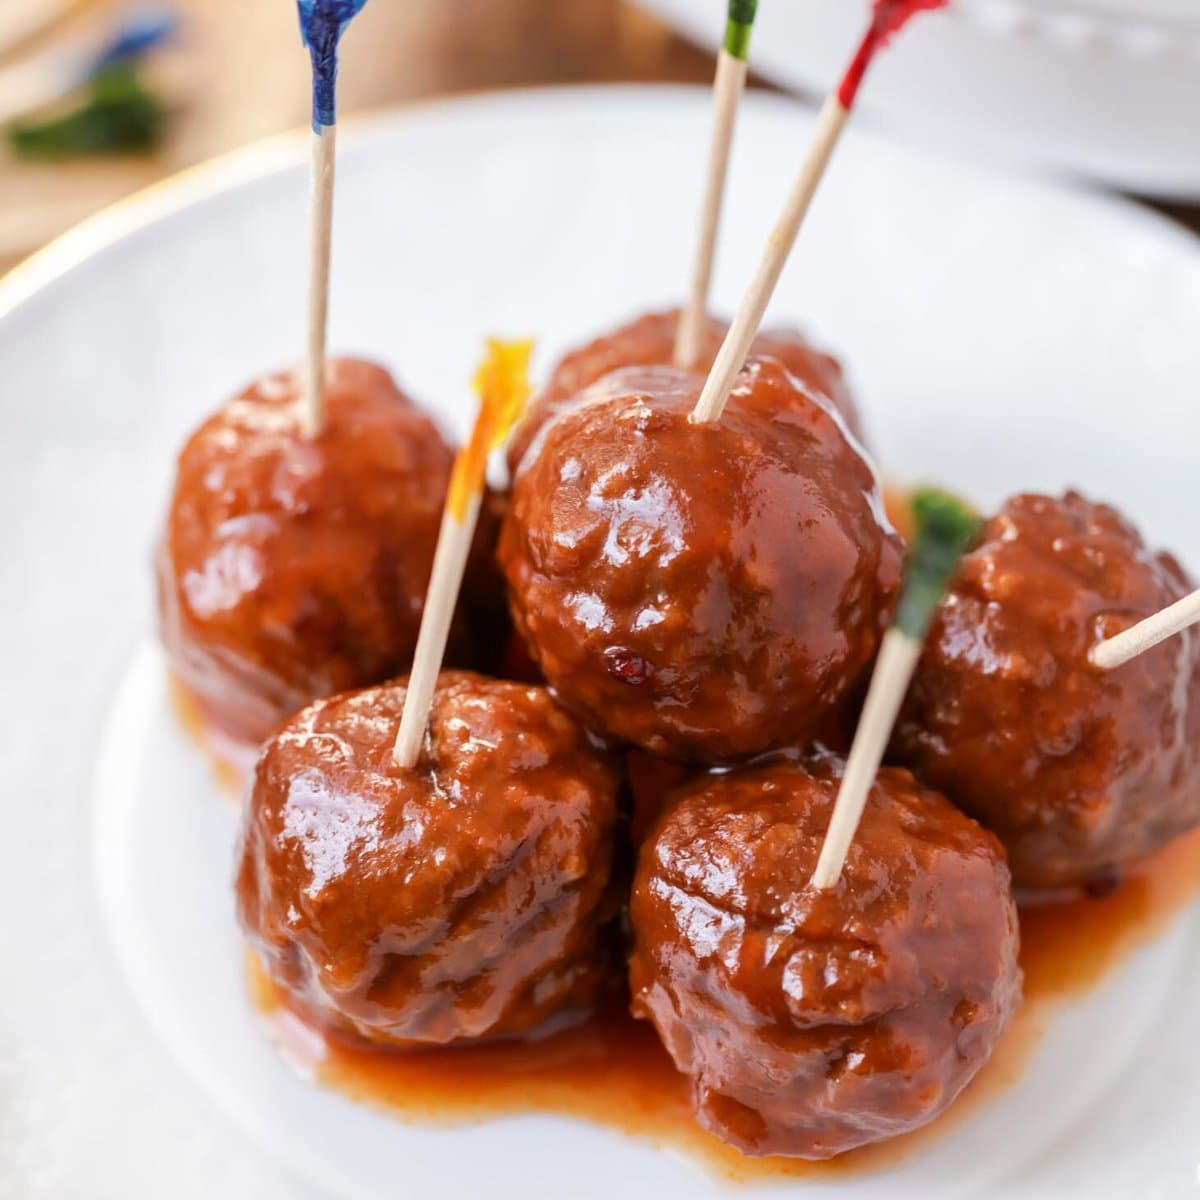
[636,0,1200,198]
[2,86,1200,1198]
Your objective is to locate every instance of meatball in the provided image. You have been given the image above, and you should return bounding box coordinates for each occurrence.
[499,358,901,762]
[629,754,1021,1159]
[894,491,1200,890]
[506,308,863,476]
[237,671,622,1046]
[158,358,453,745]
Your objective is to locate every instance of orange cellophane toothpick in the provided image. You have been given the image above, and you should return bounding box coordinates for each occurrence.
[392,338,534,768]
[448,337,535,521]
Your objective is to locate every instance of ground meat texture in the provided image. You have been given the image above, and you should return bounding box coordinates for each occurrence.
[236,671,622,1046]
[506,308,863,477]
[628,755,1021,1159]
[894,491,1200,891]
[498,359,901,762]
[157,358,453,745]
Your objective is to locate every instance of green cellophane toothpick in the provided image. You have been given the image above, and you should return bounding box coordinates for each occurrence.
[809,485,979,890]
[724,0,759,60]
[9,65,164,159]
[895,487,982,641]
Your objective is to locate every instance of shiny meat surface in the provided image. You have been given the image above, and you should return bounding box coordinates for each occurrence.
[628,754,1021,1158]
[237,671,622,1046]
[499,359,901,761]
[158,358,452,744]
[894,491,1200,889]
[506,308,863,477]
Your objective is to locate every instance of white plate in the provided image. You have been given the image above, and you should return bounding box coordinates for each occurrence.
[636,0,1200,198]
[3,86,1200,1199]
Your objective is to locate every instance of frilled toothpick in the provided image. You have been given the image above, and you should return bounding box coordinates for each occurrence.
[392,340,535,769]
[691,0,948,423]
[810,489,980,890]
[0,8,176,138]
[297,0,368,436]
[675,0,760,370]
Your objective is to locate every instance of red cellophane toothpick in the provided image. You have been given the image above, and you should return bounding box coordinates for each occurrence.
[691,0,949,424]
[839,0,949,108]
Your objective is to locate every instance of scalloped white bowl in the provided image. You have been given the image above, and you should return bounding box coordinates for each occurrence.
[637,0,1200,197]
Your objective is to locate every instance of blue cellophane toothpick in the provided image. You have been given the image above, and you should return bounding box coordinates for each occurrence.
[297,0,369,131]
[88,9,178,78]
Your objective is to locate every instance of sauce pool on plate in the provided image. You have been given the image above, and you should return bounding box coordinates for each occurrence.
[246,826,1200,1182]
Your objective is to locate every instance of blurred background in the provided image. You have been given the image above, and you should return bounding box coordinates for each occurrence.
[0,0,717,273]
[1,0,1198,275]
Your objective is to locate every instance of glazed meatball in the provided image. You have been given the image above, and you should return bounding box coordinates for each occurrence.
[629,755,1021,1159]
[894,491,1200,890]
[158,358,453,745]
[237,671,621,1046]
[499,359,901,762]
[506,308,862,476]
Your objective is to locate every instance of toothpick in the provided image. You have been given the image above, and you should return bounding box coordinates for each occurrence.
[392,340,535,769]
[1090,587,1200,671]
[810,489,979,890]
[690,0,949,424]
[296,0,369,436]
[303,125,336,436]
[689,94,847,423]
[675,0,758,370]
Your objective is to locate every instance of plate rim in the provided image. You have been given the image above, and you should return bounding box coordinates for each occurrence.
[3,83,1200,328]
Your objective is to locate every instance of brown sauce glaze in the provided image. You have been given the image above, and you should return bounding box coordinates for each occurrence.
[1018,826,1200,999]
[500,359,902,763]
[246,827,1200,1183]
[628,756,1022,1160]
[237,673,623,1049]
[158,359,455,747]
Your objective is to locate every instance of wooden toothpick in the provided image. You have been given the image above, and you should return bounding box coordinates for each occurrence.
[1090,587,1200,671]
[689,93,846,423]
[675,0,759,371]
[303,125,336,436]
[392,339,535,769]
[296,1,369,436]
[810,489,980,890]
[690,0,949,424]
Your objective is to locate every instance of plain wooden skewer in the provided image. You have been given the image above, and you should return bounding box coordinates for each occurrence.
[811,628,921,892]
[810,490,980,890]
[809,629,921,889]
[1090,588,1200,671]
[675,0,758,370]
[302,124,336,437]
[392,492,484,768]
[393,340,534,769]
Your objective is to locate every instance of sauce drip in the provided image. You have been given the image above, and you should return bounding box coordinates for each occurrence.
[169,675,256,801]
[173,581,1200,1176]
[247,827,1200,1182]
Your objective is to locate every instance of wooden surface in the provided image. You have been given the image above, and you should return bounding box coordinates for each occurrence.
[0,0,1196,275]
[0,0,715,272]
